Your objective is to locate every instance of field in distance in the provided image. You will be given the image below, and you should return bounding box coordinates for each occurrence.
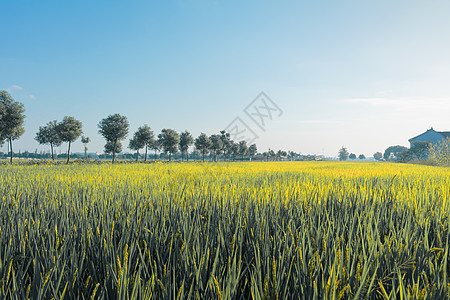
[0,162,449,298]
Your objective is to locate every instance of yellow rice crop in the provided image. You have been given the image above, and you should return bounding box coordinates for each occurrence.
[0,161,449,298]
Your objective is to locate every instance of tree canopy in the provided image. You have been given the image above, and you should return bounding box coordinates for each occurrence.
[98,114,129,163]
[195,133,212,162]
[35,120,61,160]
[373,152,382,161]
[136,125,155,161]
[338,147,349,161]
[209,134,223,162]
[129,125,154,161]
[0,90,26,163]
[179,131,194,161]
[158,129,179,161]
[57,116,83,164]
[383,145,408,161]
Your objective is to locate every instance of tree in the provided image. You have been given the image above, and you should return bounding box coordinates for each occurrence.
[179,131,194,162]
[57,116,83,164]
[220,130,232,160]
[195,133,212,162]
[238,141,248,159]
[231,142,240,160]
[81,136,90,159]
[136,125,154,162]
[276,150,287,161]
[429,138,450,166]
[0,90,26,164]
[409,141,431,160]
[358,154,366,160]
[158,129,179,161]
[338,147,349,161]
[269,149,276,160]
[209,134,223,162]
[373,152,382,161]
[98,114,129,163]
[129,125,154,162]
[150,139,161,161]
[35,120,62,160]
[383,145,408,161]
[248,144,257,160]
[129,134,145,161]
[349,153,357,160]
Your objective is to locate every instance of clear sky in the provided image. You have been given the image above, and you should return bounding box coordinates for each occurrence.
[2,0,450,157]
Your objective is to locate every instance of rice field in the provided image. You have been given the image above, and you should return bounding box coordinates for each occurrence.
[0,161,449,299]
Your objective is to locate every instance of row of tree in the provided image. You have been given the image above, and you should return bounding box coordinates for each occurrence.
[36,114,260,164]
[36,113,259,164]
[0,90,260,164]
[339,143,433,163]
[337,147,366,161]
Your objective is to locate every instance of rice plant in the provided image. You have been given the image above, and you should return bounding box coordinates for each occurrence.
[0,162,449,298]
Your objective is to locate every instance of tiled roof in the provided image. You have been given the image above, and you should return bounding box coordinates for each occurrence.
[438,131,450,138]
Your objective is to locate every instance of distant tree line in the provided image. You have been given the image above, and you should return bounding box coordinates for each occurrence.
[337,147,366,161]
[369,141,450,165]
[1,91,267,164]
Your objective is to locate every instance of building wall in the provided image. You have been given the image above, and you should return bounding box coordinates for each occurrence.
[409,130,444,147]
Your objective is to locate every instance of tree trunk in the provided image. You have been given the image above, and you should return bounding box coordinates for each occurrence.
[169,153,171,161]
[66,141,71,164]
[136,150,139,161]
[186,152,189,162]
[202,151,205,162]
[144,146,148,162]
[155,150,157,161]
[9,138,13,164]
[51,143,54,160]
[112,140,116,164]
[84,147,87,159]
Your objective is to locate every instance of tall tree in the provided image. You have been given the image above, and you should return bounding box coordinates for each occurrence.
[136,125,154,162]
[373,152,383,161]
[195,133,212,162]
[158,129,180,161]
[150,139,161,161]
[338,146,349,161]
[383,145,408,161]
[238,140,248,159]
[129,134,144,161]
[0,90,26,164]
[179,131,194,162]
[98,114,129,163]
[209,134,223,162]
[57,116,83,164]
[231,142,240,160]
[35,120,61,160]
[81,136,90,159]
[220,130,232,161]
[248,144,258,160]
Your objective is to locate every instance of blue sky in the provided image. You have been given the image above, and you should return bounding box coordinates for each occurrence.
[2,0,450,157]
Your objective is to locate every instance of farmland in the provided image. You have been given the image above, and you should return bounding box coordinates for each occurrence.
[0,161,449,298]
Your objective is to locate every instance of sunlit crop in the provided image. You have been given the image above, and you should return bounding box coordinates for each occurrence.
[0,161,449,298]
